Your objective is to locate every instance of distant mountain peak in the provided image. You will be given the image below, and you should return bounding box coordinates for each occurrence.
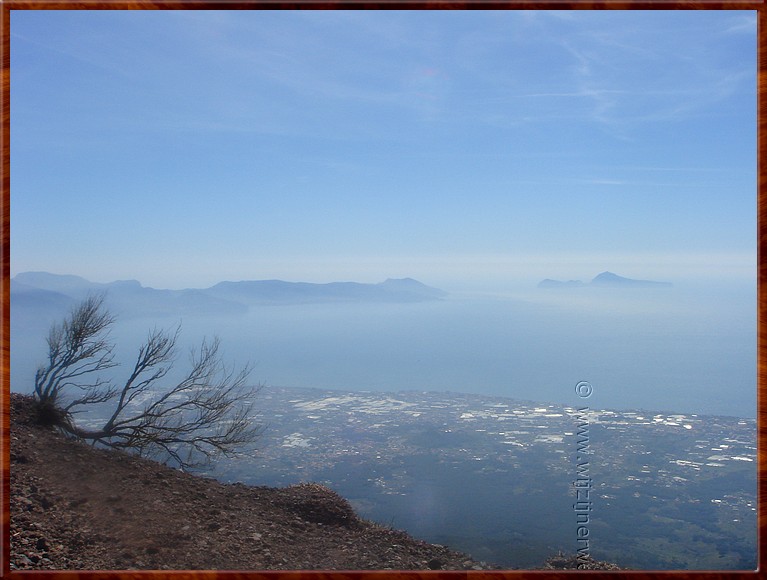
[14,271,94,290]
[590,271,672,287]
[12,272,448,315]
[207,277,447,304]
[538,272,672,289]
[378,278,448,297]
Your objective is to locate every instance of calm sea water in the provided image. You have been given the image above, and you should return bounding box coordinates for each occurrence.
[11,283,756,418]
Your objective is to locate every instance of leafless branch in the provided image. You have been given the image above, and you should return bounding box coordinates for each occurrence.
[32,295,263,469]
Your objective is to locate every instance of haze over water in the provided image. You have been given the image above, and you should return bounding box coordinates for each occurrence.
[11,276,755,419]
[183,284,755,419]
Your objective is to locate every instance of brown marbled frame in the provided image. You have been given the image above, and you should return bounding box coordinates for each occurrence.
[0,3,763,578]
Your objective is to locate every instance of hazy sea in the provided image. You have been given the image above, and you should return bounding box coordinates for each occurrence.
[11,281,755,418]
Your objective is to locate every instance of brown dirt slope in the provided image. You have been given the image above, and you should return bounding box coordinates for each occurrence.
[9,393,498,571]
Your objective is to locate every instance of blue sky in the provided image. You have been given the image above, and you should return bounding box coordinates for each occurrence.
[11,10,756,290]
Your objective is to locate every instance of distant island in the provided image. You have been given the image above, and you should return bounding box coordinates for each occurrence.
[10,272,448,317]
[538,271,672,289]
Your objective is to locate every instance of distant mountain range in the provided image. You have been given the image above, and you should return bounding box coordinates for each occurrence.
[538,271,672,289]
[11,272,448,318]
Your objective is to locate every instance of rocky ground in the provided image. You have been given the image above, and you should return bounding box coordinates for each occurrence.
[10,393,499,571]
[10,393,619,571]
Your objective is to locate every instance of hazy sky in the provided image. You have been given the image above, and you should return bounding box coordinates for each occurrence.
[11,10,756,290]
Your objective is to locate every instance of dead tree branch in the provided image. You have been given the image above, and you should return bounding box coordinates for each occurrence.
[32,294,263,469]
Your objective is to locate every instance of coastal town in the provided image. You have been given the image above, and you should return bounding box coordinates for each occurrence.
[208,386,756,570]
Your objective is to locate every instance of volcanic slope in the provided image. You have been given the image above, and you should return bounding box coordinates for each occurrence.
[9,393,498,571]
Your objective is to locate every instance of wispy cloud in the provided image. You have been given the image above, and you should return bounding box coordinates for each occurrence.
[535,14,755,134]
[720,13,757,36]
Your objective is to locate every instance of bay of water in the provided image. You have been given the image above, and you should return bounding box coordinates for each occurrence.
[11,283,756,418]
